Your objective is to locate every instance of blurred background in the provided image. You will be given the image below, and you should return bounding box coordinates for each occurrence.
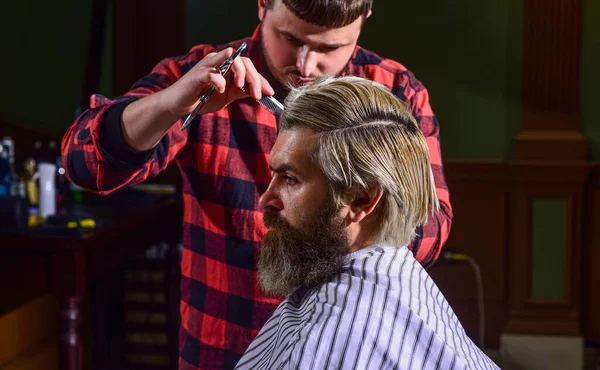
[0,0,598,369]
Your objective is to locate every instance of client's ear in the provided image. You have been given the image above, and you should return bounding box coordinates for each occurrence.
[346,184,383,223]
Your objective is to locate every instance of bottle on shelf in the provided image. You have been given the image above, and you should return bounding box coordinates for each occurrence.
[0,137,21,197]
[0,143,11,196]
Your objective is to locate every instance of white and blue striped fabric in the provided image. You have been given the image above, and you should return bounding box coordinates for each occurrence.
[235,245,499,370]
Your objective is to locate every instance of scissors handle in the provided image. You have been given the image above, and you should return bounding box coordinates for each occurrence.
[180,42,248,131]
[180,86,215,130]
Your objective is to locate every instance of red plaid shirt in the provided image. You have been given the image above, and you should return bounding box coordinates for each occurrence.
[61,27,452,370]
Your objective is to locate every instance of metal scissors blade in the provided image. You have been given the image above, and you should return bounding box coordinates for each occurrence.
[181,42,248,131]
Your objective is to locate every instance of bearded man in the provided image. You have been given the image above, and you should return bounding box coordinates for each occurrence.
[236,76,497,370]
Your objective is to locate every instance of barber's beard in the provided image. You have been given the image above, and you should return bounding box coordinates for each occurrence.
[258,202,350,297]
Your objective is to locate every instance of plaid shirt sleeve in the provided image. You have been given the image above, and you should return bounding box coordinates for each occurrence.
[385,62,453,267]
[61,45,215,194]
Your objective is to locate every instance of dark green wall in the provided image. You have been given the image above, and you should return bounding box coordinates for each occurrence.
[186,1,258,46]
[186,0,524,161]
[0,1,112,137]
[3,1,597,160]
[360,1,524,161]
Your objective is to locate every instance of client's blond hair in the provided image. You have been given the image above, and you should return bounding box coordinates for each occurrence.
[280,75,439,247]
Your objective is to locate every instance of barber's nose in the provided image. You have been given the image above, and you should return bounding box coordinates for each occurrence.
[259,181,283,211]
[296,47,318,78]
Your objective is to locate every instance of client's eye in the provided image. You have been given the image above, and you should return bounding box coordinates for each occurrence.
[285,175,297,185]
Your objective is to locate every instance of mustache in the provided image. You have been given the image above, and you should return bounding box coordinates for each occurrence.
[263,202,346,231]
[282,68,317,80]
[263,209,290,230]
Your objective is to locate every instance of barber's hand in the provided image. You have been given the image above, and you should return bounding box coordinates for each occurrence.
[160,47,275,117]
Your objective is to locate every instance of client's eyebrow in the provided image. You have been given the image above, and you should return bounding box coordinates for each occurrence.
[270,163,299,174]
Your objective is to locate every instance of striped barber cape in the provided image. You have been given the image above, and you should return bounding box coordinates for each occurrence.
[234,245,499,370]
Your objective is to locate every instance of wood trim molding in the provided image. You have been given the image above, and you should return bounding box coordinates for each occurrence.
[505,187,584,335]
[509,161,591,184]
[440,161,592,340]
[506,0,590,335]
[515,0,586,161]
[514,129,587,161]
[504,163,590,336]
[588,164,600,187]
[434,161,510,348]
[523,0,582,118]
[583,163,600,342]
[443,161,508,183]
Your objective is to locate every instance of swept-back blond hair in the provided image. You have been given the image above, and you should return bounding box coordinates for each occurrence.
[279,75,439,247]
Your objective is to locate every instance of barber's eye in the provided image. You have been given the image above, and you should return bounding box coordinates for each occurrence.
[285,35,303,46]
[321,46,340,52]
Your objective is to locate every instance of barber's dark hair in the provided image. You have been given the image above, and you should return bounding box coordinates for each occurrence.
[264,0,372,28]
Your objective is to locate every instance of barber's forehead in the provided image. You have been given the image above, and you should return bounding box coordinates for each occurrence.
[269,0,363,35]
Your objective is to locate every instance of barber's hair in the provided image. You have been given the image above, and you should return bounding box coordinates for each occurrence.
[264,0,372,28]
[279,75,439,247]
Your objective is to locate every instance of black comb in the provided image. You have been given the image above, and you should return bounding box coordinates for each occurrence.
[240,86,284,117]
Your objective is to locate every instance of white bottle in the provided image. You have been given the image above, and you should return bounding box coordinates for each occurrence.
[38,162,57,219]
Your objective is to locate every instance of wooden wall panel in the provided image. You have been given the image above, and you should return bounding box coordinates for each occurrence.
[505,163,589,335]
[431,161,595,346]
[429,162,510,348]
[515,0,586,160]
[523,0,582,116]
[583,165,600,342]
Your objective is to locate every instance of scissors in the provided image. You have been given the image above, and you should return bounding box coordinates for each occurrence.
[181,41,248,131]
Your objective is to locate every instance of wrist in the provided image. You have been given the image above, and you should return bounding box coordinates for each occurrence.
[156,89,183,123]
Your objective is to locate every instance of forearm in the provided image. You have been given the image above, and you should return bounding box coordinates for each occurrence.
[120,90,181,152]
[61,99,154,194]
[61,94,185,195]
